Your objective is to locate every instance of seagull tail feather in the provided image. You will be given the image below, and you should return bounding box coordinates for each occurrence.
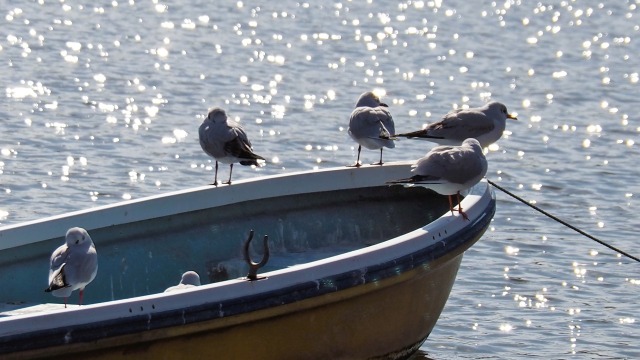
[394,130,444,140]
[45,264,70,292]
[386,175,435,185]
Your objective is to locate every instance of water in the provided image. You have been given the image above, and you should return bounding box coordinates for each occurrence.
[1,0,638,358]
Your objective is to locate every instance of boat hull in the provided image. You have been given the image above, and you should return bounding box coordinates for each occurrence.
[0,162,495,359]
[13,253,468,360]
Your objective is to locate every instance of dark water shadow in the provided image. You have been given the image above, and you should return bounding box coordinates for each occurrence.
[409,350,437,360]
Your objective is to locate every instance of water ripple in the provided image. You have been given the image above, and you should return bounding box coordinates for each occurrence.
[1,0,638,358]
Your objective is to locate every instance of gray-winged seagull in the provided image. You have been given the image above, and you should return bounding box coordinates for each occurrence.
[394,102,516,148]
[347,91,395,167]
[45,227,98,307]
[199,107,266,186]
[387,138,488,220]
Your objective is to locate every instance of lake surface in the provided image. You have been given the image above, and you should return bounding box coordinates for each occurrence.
[1,0,638,358]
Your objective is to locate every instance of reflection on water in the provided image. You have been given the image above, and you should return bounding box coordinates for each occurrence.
[1,0,638,358]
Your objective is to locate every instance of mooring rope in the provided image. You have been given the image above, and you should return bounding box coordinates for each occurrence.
[487,179,640,263]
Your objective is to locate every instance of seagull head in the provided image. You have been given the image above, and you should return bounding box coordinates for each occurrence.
[462,138,483,151]
[180,271,201,286]
[206,107,228,123]
[65,227,92,246]
[486,102,517,121]
[355,91,388,108]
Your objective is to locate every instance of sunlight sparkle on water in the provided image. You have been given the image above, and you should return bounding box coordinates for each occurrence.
[1,149,14,157]
[505,246,519,255]
[0,1,637,356]
[181,20,196,30]
[145,106,159,117]
[6,81,50,99]
[499,323,514,332]
[154,4,167,13]
[619,318,635,324]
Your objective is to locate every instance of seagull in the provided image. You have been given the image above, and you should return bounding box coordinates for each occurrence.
[164,271,201,293]
[394,101,516,148]
[347,91,395,167]
[45,227,98,307]
[199,107,266,186]
[387,138,488,220]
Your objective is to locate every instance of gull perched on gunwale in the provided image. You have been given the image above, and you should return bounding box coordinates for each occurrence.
[347,91,395,167]
[45,227,98,307]
[394,101,516,148]
[387,138,488,220]
[199,107,266,186]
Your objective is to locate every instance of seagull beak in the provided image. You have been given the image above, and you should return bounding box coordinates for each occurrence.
[507,113,518,120]
[379,102,389,107]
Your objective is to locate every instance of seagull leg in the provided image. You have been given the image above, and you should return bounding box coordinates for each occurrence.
[348,145,363,167]
[64,297,68,309]
[447,195,455,216]
[212,161,219,186]
[79,289,84,306]
[224,164,234,185]
[456,192,469,221]
[371,148,383,166]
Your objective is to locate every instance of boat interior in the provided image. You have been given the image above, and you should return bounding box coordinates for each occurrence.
[0,185,451,307]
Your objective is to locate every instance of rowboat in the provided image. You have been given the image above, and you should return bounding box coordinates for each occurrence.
[0,161,495,359]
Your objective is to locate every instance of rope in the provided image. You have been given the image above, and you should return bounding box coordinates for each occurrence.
[487,179,640,263]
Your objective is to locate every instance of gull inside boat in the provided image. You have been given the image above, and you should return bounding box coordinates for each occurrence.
[0,162,495,359]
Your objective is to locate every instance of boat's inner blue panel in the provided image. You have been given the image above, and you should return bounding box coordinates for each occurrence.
[0,186,448,305]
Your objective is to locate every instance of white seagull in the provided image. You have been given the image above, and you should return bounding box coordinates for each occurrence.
[394,101,516,148]
[199,107,266,186]
[387,138,488,220]
[348,91,395,167]
[45,227,98,307]
[164,271,201,293]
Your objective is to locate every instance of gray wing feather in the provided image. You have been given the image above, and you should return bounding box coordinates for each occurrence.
[49,244,69,271]
[414,145,484,184]
[224,134,265,163]
[349,107,395,142]
[425,109,495,140]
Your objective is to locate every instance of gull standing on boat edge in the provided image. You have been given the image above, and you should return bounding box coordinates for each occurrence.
[387,138,488,220]
[394,102,517,148]
[199,107,266,186]
[347,91,395,167]
[45,227,98,307]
